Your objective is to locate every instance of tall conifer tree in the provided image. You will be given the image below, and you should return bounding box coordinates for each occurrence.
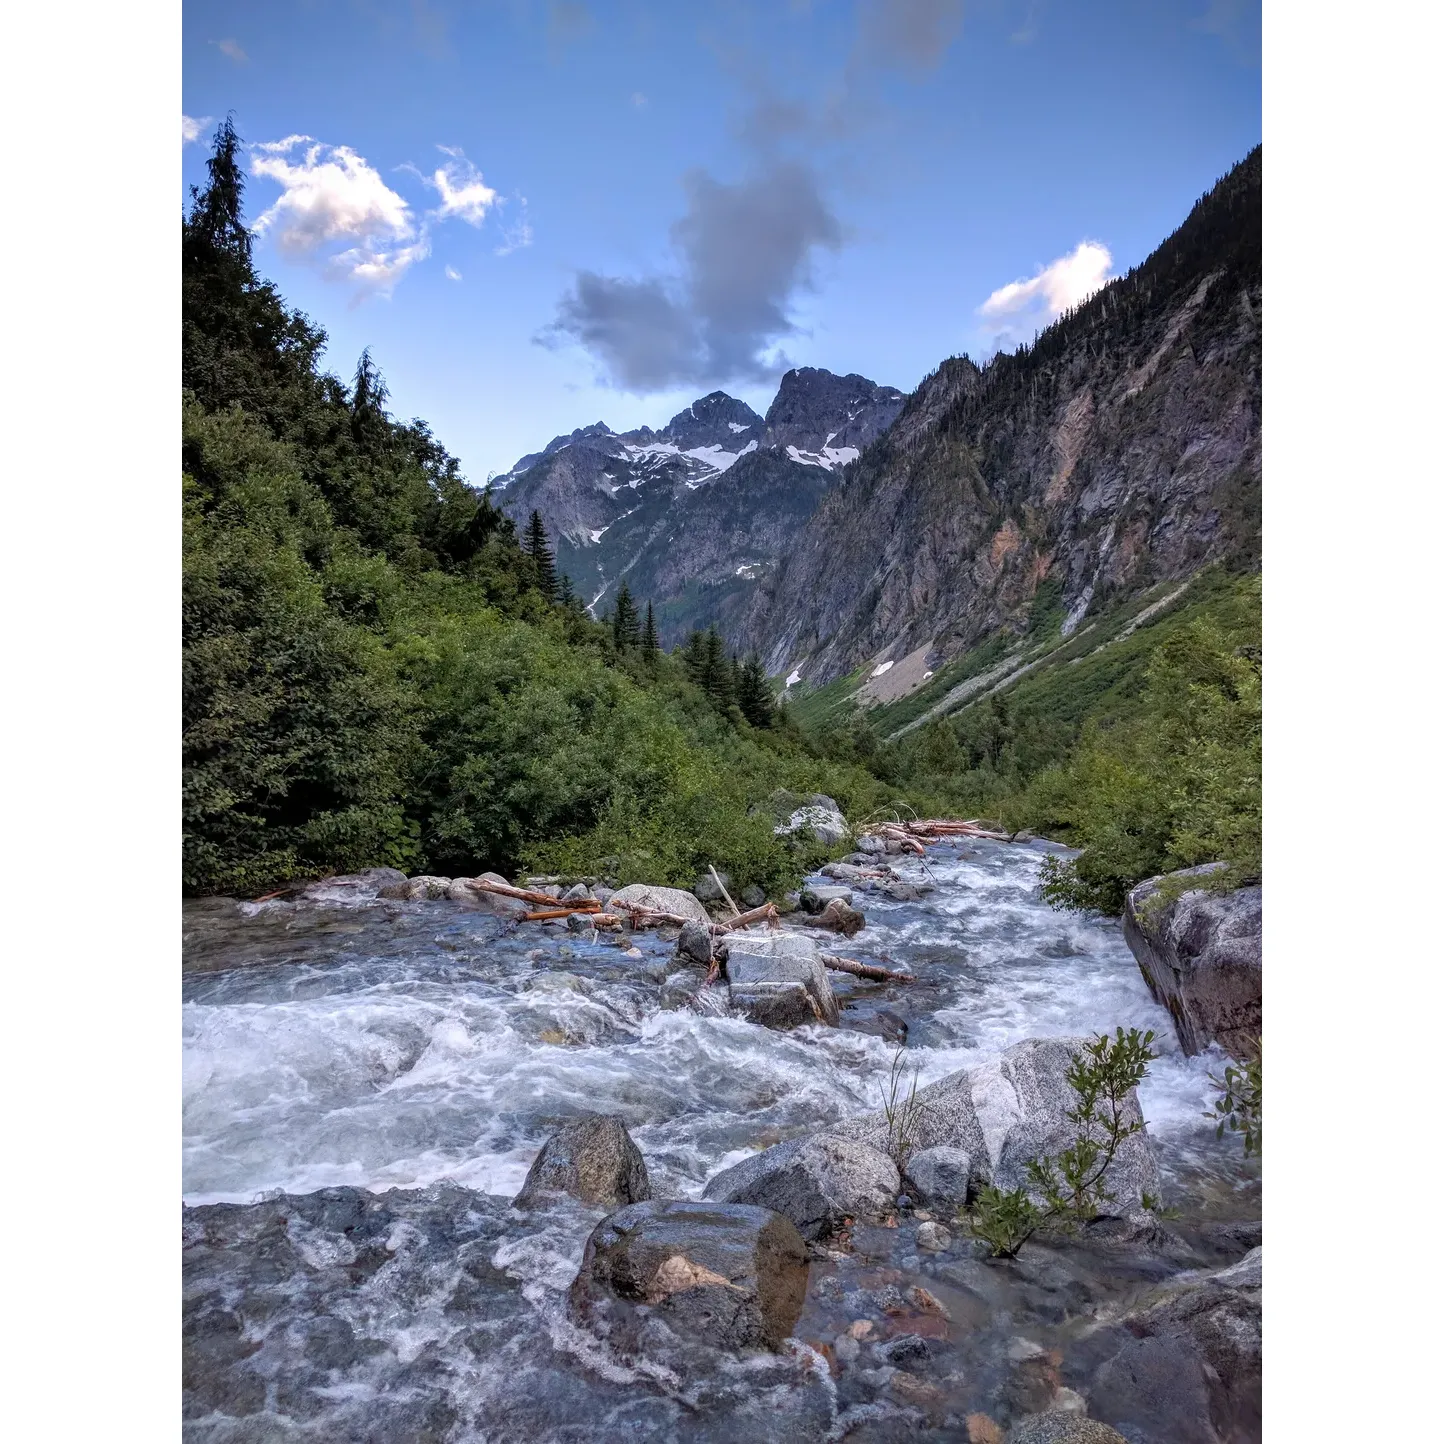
[523,510,559,601]
[641,602,660,662]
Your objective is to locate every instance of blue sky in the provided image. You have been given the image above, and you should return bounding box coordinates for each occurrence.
[182,1,1260,481]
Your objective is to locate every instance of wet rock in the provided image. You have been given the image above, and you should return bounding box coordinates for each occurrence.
[801,883,855,913]
[608,883,711,926]
[879,881,930,902]
[916,1220,952,1252]
[904,1146,973,1211]
[565,911,594,933]
[830,1037,1161,1214]
[857,835,886,856]
[1088,1247,1261,1444]
[675,920,715,968]
[379,874,452,900]
[1122,865,1261,1058]
[702,1134,899,1240]
[692,870,733,904]
[453,872,530,918]
[568,1200,809,1353]
[798,898,867,937]
[1005,1415,1127,1444]
[560,882,595,904]
[301,867,407,902]
[724,930,840,1028]
[512,1112,651,1209]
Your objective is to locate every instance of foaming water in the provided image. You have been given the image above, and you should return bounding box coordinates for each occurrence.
[183,841,1260,1442]
[182,840,1246,1209]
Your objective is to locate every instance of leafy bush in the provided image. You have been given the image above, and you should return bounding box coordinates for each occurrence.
[1206,1039,1262,1156]
[967,1028,1158,1258]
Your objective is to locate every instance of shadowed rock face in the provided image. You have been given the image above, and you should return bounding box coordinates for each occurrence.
[738,149,1262,684]
[701,1135,900,1240]
[512,1112,651,1209]
[568,1200,809,1353]
[1122,865,1261,1059]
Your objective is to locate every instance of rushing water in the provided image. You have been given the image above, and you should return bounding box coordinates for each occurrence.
[182,840,1260,1442]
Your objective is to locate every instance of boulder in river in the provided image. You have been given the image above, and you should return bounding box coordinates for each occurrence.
[608,883,711,926]
[1122,865,1261,1058]
[800,883,854,913]
[903,1146,973,1211]
[446,872,530,918]
[379,874,452,900]
[674,920,715,968]
[512,1112,651,1209]
[692,870,733,904]
[701,1134,899,1240]
[798,898,867,937]
[829,1037,1161,1214]
[724,931,840,1028]
[568,1200,809,1353]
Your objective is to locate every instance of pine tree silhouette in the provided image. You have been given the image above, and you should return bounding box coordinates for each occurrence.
[523,510,558,601]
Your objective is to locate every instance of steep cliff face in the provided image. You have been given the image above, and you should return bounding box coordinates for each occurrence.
[495,368,902,638]
[739,148,1262,684]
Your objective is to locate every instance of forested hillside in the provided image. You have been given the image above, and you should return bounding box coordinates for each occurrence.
[182,121,1259,917]
[181,121,893,899]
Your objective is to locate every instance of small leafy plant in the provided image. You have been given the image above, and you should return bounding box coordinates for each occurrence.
[880,1042,925,1172]
[1205,1037,1261,1156]
[967,1028,1158,1258]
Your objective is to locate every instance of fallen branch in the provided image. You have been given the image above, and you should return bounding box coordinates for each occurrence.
[710,865,742,919]
[467,877,574,907]
[522,905,601,921]
[606,900,698,929]
[821,953,915,983]
[716,902,780,932]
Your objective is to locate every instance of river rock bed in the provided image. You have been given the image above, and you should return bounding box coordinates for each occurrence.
[183,839,1260,1441]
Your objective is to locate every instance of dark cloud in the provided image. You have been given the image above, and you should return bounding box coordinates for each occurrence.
[547,161,844,393]
[858,0,965,73]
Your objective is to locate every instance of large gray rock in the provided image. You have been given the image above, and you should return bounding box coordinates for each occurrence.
[724,931,840,1028]
[800,883,854,913]
[1006,1416,1127,1444]
[1123,865,1261,1058]
[1088,1247,1261,1444]
[767,791,850,848]
[379,874,452,900]
[449,872,530,918]
[512,1113,651,1209]
[568,1200,809,1353]
[675,920,715,968]
[692,870,732,904]
[608,883,711,926]
[702,1135,899,1240]
[830,1037,1161,1215]
[903,1146,973,1211]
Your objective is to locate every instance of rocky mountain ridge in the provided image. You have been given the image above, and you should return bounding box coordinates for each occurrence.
[738,148,1262,690]
[493,368,904,636]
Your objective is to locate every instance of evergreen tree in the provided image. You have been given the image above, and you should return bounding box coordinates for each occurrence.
[736,654,774,728]
[612,581,641,649]
[641,602,660,663]
[683,629,707,685]
[702,626,732,707]
[523,510,559,601]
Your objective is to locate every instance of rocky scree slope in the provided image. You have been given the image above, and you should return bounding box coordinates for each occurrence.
[739,147,1262,686]
[494,369,903,641]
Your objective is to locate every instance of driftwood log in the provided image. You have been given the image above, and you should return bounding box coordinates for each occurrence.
[820,953,915,983]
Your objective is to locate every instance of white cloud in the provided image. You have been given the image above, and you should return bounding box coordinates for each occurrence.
[978,240,1113,346]
[425,146,497,226]
[251,137,424,293]
[182,114,212,145]
[445,265,462,281]
[631,91,648,108]
[216,38,247,64]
